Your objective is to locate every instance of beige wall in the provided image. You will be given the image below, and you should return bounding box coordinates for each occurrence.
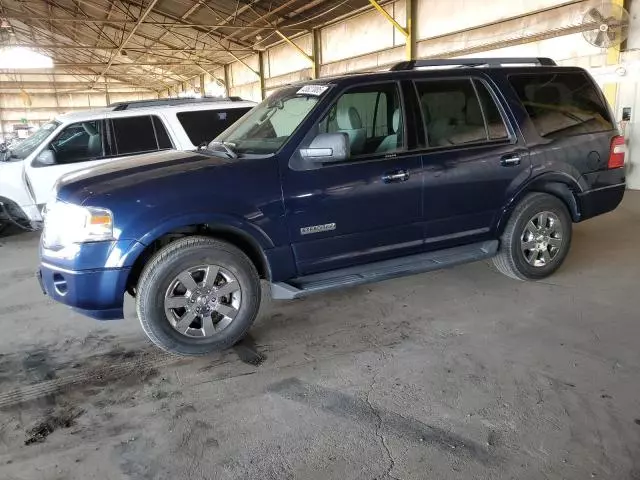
[0,84,154,139]
[220,0,603,103]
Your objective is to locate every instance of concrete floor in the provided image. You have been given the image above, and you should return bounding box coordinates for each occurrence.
[1,193,639,480]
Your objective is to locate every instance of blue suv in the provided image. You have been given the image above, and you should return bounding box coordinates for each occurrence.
[38,58,626,355]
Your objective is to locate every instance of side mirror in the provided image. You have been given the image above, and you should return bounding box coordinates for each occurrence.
[300,133,349,164]
[36,149,56,166]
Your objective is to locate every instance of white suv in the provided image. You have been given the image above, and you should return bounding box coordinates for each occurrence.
[0,97,255,230]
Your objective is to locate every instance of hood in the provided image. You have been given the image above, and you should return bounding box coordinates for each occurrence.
[56,149,232,205]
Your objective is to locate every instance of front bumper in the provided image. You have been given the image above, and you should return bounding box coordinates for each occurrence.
[39,239,145,320]
[39,262,130,320]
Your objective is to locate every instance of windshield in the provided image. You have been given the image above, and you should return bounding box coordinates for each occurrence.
[211,85,328,155]
[6,121,60,160]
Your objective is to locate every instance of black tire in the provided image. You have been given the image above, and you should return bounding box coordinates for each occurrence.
[493,192,572,281]
[0,221,7,235]
[136,236,261,356]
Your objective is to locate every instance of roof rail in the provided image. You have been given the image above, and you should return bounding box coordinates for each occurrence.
[110,96,246,111]
[390,57,557,71]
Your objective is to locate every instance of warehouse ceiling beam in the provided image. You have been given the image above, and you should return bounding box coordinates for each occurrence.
[133,0,212,66]
[367,0,415,59]
[24,28,174,90]
[116,0,254,49]
[2,2,189,91]
[12,14,181,87]
[54,62,220,67]
[109,0,259,82]
[45,0,121,55]
[243,1,315,67]
[202,0,262,36]
[9,2,108,79]
[96,0,160,83]
[0,70,183,78]
[367,0,408,37]
[3,17,309,30]
[2,44,254,52]
[0,81,155,90]
[237,0,327,44]
[225,0,298,43]
[70,1,197,88]
[275,30,313,64]
[91,0,118,63]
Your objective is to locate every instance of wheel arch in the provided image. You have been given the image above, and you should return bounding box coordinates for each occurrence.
[0,195,31,225]
[497,173,583,234]
[125,219,272,296]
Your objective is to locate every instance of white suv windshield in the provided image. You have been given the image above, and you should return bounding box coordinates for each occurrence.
[212,86,327,155]
[5,121,60,160]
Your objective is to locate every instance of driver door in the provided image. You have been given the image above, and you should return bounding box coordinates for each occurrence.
[25,120,111,206]
[281,82,424,275]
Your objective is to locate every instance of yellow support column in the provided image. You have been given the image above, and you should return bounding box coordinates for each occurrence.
[602,0,625,109]
[258,51,266,100]
[406,0,417,60]
[368,0,414,59]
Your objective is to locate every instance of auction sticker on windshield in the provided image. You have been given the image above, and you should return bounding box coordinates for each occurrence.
[297,85,329,96]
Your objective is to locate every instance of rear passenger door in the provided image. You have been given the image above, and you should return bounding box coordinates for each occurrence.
[109,115,173,156]
[416,77,531,248]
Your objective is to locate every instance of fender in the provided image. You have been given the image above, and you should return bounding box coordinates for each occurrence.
[117,211,277,278]
[0,161,34,209]
[137,211,275,249]
[0,160,42,224]
[496,171,584,234]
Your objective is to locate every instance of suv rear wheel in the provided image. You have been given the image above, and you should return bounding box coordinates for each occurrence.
[136,236,261,356]
[493,192,572,280]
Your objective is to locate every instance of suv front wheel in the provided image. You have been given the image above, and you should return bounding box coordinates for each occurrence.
[493,192,572,280]
[136,236,261,356]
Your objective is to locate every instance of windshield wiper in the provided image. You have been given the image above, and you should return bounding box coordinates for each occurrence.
[207,141,238,159]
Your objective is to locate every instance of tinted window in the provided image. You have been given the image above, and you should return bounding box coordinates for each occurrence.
[509,72,614,138]
[474,81,509,140]
[416,79,507,147]
[50,120,104,164]
[152,116,172,149]
[177,108,250,146]
[112,116,157,155]
[319,83,404,156]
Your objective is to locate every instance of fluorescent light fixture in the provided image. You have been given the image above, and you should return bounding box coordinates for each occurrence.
[0,47,53,69]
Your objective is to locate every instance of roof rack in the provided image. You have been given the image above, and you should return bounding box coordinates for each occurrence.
[390,57,557,71]
[110,96,246,111]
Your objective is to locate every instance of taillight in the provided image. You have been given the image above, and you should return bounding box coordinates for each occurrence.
[609,135,626,169]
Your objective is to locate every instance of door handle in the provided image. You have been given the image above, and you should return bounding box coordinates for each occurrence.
[382,169,410,183]
[501,155,521,166]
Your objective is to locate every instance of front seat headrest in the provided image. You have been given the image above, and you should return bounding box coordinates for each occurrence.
[336,106,363,130]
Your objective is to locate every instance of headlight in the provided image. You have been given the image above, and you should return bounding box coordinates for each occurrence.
[43,202,114,247]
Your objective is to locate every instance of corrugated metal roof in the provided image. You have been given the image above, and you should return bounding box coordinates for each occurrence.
[0,0,372,92]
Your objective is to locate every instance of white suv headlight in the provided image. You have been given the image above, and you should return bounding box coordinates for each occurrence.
[43,202,114,247]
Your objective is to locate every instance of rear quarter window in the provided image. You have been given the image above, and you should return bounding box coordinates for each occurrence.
[177,108,251,147]
[509,72,614,139]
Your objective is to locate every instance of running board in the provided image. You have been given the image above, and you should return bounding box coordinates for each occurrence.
[270,240,498,300]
